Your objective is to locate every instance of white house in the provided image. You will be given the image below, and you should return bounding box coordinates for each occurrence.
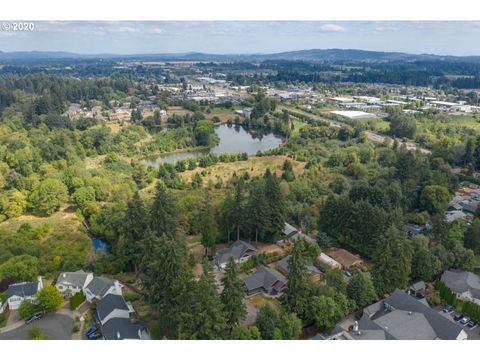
[56,270,93,296]
[441,270,480,305]
[7,277,43,310]
[84,276,122,303]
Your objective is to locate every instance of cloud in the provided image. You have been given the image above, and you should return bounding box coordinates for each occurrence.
[319,24,346,33]
[150,27,163,34]
[115,26,139,33]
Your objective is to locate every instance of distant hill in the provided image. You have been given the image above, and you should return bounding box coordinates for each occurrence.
[1,48,480,62]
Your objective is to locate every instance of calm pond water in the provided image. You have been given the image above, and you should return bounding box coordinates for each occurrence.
[141,124,283,166]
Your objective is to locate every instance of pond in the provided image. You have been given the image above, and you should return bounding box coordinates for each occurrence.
[141,124,284,166]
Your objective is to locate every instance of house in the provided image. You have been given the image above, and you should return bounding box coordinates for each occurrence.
[95,294,150,340]
[84,276,122,303]
[96,294,134,326]
[243,266,287,296]
[324,248,363,270]
[7,277,43,310]
[316,253,342,270]
[281,222,316,245]
[327,289,467,340]
[277,255,322,280]
[441,270,480,305]
[214,240,257,269]
[56,270,93,296]
[101,318,151,340]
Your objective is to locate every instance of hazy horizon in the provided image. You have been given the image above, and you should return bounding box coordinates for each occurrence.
[1,21,480,56]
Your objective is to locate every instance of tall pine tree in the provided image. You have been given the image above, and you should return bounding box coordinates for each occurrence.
[150,182,179,238]
[221,257,247,329]
[263,169,286,241]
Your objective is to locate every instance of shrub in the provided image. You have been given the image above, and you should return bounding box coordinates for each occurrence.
[70,291,86,310]
[18,301,38,319]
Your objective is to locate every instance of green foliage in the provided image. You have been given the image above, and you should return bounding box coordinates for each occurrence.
[373,226,413,295]
[0,190,27,219]
[388,113,417,139]
[29,324,49,340]
[419,185,450,214]
[221,257,247,329]
[199,190,219,255]
[29,178,69,215]
[72,186,96,213]
[69,291,85,310]
[194,119,219,147]
[36,286,64,312]
[0,255,38,281]
[230,324,262,340]
[346,271,377,309]
[18,300,38,319]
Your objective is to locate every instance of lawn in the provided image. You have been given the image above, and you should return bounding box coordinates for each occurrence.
[0,310,9,328]
[245,293,280,310]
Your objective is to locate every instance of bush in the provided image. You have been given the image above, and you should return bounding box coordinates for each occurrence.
[18,301,38,319]
[29,325,48,340]
[72,323,80,333]
[0,311,9,328]
[70,291,86,310]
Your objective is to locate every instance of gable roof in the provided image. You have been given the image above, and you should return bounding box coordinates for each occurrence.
[57,270,91,288]
[7,281,38,298]
[101,317,149,340]
[381,289,463,340]
[441,270,480,300]
[346,290,464,340]
[277,255,321,275]
[96,294,130,322]
[243,266,286,293]
[214,240,257,266]
[86,276,116,298]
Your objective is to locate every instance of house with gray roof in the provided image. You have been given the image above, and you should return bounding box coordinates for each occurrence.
[95,294,150,340]
[327,289,467,340]
[84,276,122,303]
[243,266,287,296]
[441,270,480,305]
[96,294,134,325]
[214,240,257,269]
[277,255,322,279]
[7,277,43,310]
[282,222,316,245]
[101,318,151,340]
[56,270,93,296]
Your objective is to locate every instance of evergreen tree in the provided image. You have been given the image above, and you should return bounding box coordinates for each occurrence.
[372,226,413,295]
[199,189,219,255]
[346,271,377,309]
[263,169,286,241]
[411,239,441,282]
[139,232,193,339]
[150,182,179,238]
[221,257,247,329]
[232,177,246,241]
[116,192,148,274]
[219,191,236,243]
[255,304,280,340]
[281,239,312,320]
[231,325,262,340]
[246,178,268,244]
[185,259,227,339]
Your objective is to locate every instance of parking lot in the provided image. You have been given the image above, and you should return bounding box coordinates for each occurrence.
[0,313,73,340]
[437,308,480,340]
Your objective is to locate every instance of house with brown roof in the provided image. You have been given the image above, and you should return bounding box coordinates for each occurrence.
[324,248,363,270]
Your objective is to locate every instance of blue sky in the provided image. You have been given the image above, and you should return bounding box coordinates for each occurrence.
[1,21,480,56]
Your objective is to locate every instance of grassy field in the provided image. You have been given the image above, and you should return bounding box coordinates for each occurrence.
[245,293,281,309]
[180,155,305,187]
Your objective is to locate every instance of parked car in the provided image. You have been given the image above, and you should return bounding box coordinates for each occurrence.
[87,331,102,340]
[442,305,453,313]
[454,313,464,322]
[467,320,477,329]
[85,325,98,338]
[25,312,43,324]
[459,317,470,325]
[344,271,352,278]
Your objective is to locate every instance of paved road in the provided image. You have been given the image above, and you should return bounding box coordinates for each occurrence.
[280,105,431,154]
[0,313,73,340]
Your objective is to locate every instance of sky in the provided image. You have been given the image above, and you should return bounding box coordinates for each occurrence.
[1,21,480,56]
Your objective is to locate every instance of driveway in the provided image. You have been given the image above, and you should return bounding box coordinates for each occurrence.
[0,313,73,340]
